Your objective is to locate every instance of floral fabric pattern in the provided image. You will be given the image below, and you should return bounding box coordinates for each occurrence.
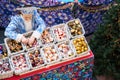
[0,0,113,35]
[21,57,94,80]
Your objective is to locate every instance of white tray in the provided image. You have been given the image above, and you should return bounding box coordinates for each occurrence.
[4,38,25,56]
[70,35,90,57]
[41,44,61,65]
[10,52,30,75]
[51,23,70,43]
[27,47,46,70]
[56,40,76,60]
[0,57,13,79]
[66,19,85,38]
[40,27,55,46]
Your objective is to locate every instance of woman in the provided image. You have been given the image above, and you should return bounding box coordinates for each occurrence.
[4,6,46,46]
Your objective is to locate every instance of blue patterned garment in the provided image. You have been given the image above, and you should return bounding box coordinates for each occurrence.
[4,9,46,40]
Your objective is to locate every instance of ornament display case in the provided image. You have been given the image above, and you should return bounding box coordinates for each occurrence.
[1,19,94,80]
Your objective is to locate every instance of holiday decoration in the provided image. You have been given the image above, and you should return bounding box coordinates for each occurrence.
[89,3,120,80]
[0,58,13,79]
[67,19,85,37]
[10,53,30,74]
[41,28,54,45]
[42,44,60,64]
[52,24,69,42]
[4,38,24,55]
[57,40,75,59]
[0,58,11,74]
[72,36,89,55]
[28,49,45,68]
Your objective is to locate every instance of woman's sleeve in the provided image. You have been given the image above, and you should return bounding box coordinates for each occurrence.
[32,10,46,39]
[4,16,23,42]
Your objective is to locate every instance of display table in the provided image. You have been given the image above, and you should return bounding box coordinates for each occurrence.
[5,51,94,80]
[1,19,94,80]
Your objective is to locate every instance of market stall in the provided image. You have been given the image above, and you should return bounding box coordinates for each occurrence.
[0,19,94,80]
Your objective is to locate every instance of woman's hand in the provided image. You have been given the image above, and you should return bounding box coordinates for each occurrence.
[28,36,36,46]
[21,36,28,44]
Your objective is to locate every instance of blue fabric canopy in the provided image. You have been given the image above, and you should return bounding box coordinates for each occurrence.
[0,0,113,35]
